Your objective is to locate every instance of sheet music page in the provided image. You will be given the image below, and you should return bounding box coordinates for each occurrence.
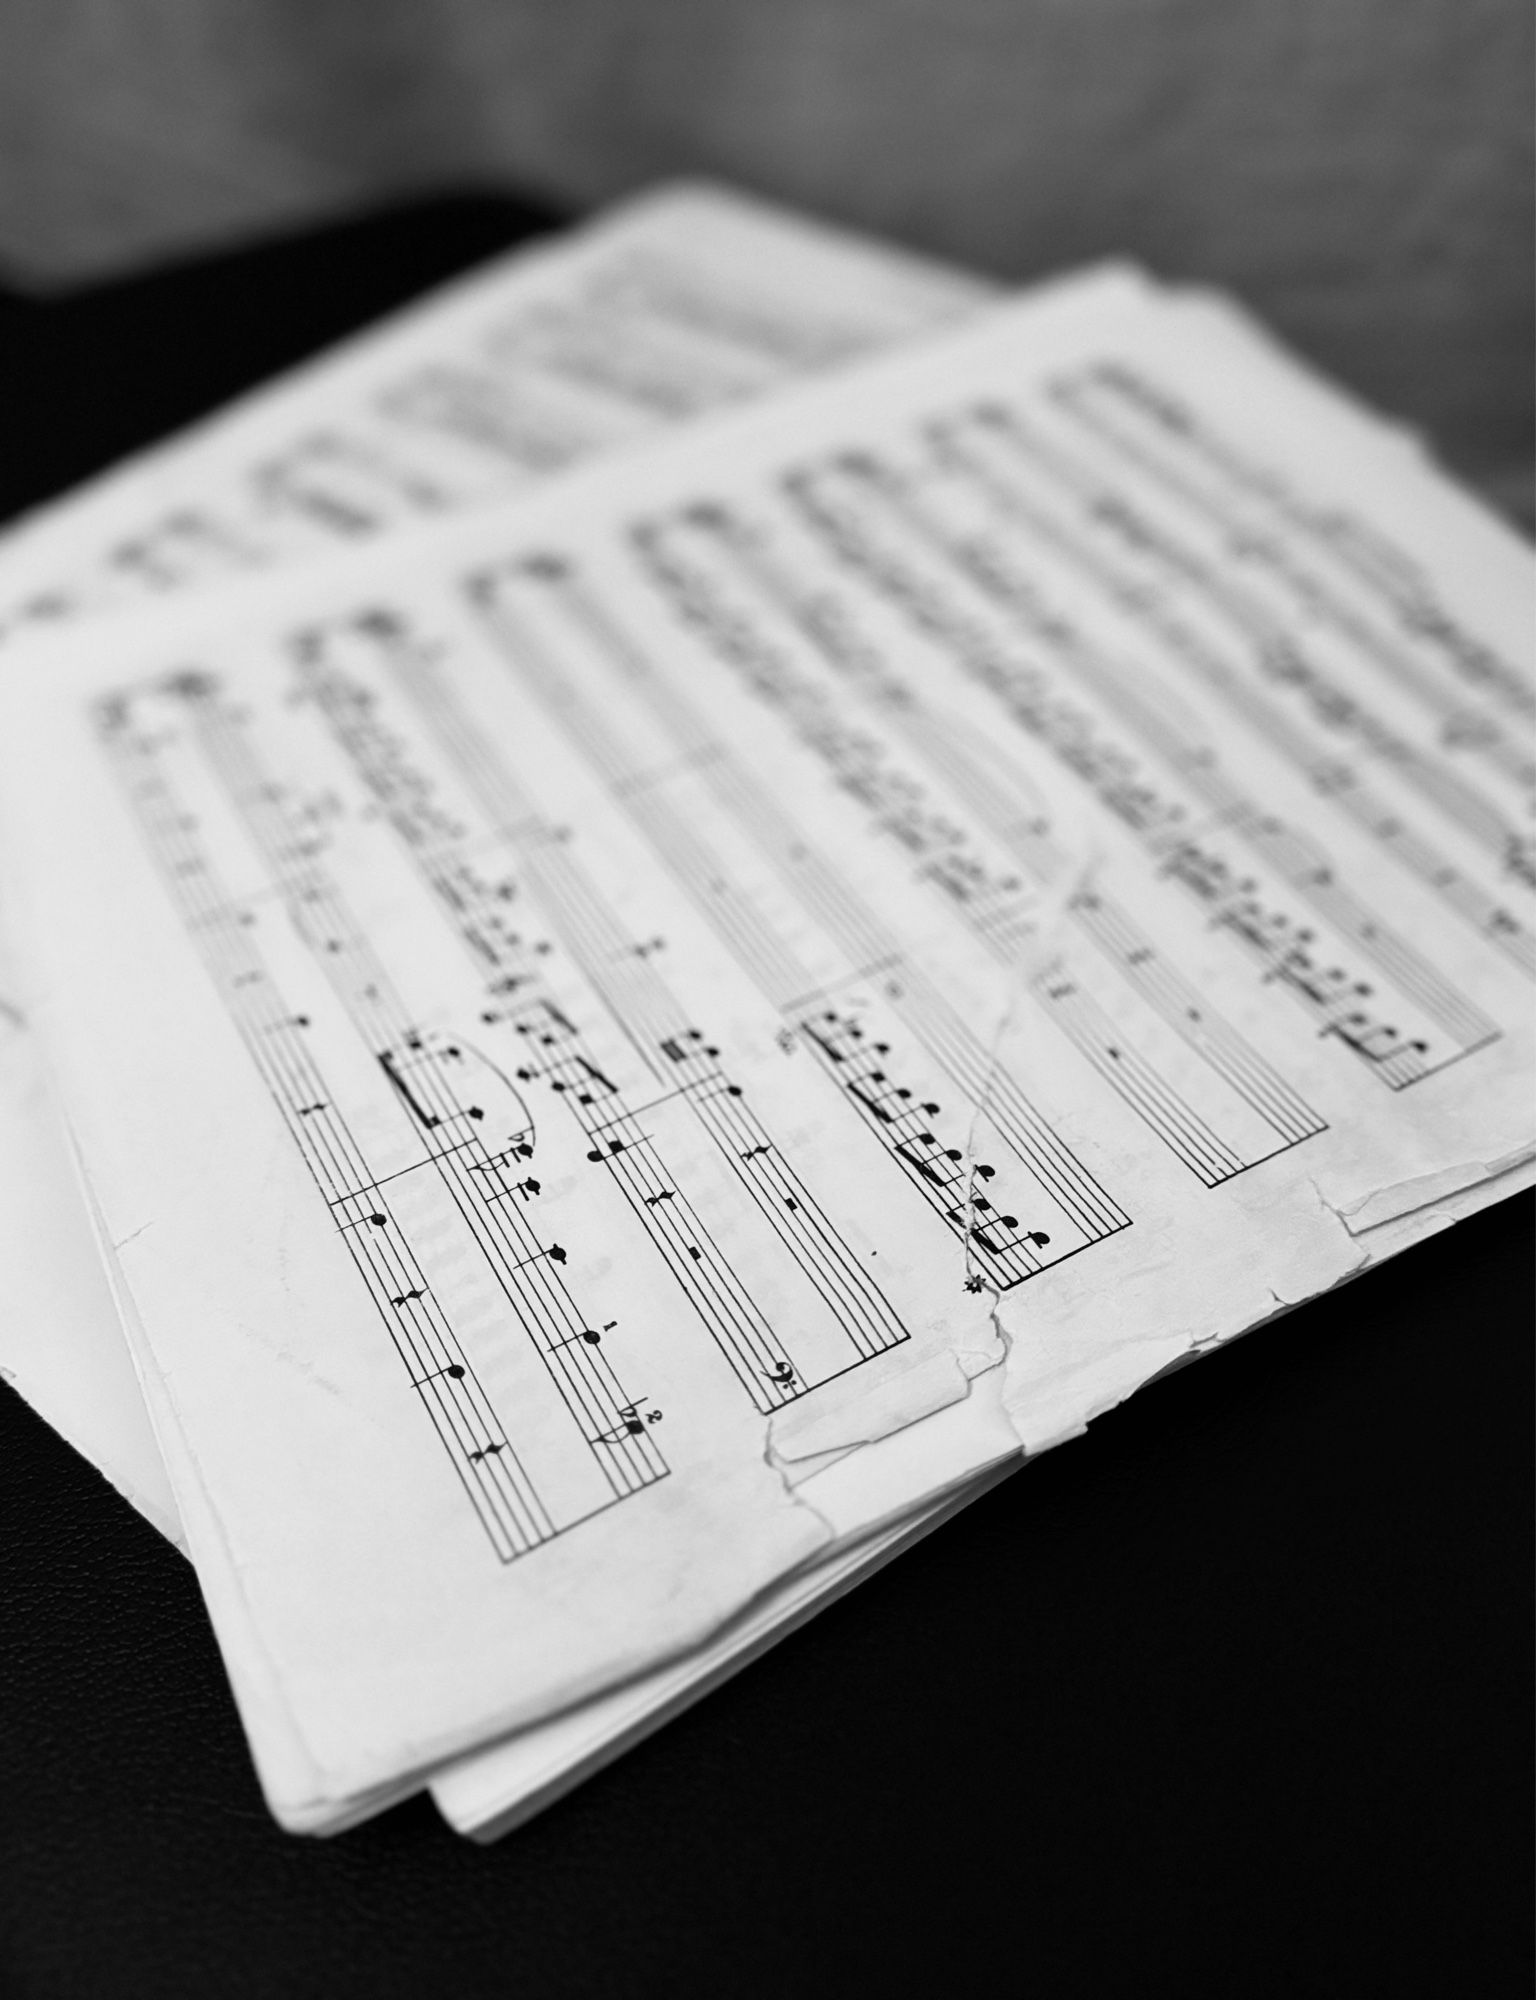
[3,272,1529,1832]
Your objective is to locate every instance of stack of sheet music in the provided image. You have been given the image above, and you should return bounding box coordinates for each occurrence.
[1,183,1529,1840]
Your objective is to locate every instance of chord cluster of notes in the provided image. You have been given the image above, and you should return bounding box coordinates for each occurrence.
[294,612,912,1401]
[100,680,668,1563]
[798,1009,1055,1282]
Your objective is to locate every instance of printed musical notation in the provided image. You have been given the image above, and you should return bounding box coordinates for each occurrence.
[1051,363,1536,732]
[782,450,1504,1088]
[291,612,912,1403]
[921,406,1536,974]
[798,1008,1054,1277]
[631,504,1327,1183]
[99,678,669,1564]
[467,557,1132,1282]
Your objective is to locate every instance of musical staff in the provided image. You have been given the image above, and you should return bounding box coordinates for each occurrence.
[292,612,912,1406]
[103,675,669,1563]
[99,706,549,1557]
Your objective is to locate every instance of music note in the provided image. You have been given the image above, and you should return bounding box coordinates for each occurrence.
[661,1029,720,1063]
[847,1079,908,1124]
[1324,1014,1427,1062]
[971,1220,1018,1255]
[378,1049,440,1129]
[804,1017,856,1064]
[516,997,577,1043]
[592,1398,660,1444]
[550,1055,617,1105]
[895,1134,965,1189]
[595,1418,645,1443]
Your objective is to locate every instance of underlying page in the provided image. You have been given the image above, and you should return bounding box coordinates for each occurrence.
[0,181,992,646]
[3,273,1528,1833]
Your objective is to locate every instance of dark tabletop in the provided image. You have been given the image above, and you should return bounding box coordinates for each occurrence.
[0,195,1530,2000]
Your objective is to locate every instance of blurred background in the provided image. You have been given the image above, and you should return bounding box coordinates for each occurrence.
[2,0,1531,503]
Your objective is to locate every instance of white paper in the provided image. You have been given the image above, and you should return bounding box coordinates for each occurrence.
[3,270,1528,1835]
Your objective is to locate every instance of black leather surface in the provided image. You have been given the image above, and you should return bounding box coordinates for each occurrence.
[0,198,1530,2000]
